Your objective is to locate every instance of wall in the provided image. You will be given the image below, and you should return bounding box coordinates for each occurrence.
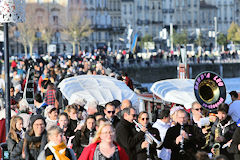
[123,63,240,83]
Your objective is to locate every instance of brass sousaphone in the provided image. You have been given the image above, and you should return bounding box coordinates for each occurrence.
[194,71,226,112]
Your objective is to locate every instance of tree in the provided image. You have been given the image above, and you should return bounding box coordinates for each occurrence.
[62,8,92,55]
[39,23,55,57]
[140,34,153,50]
[227,22,240,44]
[217,33,228,51]
[173,30,188,46]
[16,4,38,57]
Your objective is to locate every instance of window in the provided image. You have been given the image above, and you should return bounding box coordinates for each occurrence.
[53,16,58,25]
[99,32,101,41]
[130,4,132,14]
[123,4,127,14]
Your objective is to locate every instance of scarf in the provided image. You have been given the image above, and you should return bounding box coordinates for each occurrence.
[25,130,47,151]
[45,141,71,160]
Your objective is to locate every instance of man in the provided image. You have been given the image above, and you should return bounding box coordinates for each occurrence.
[116,107,148,160]
[104,102,120,128]
[85,101,98,116]
[163,109,205,160]
[153,109,171,160]
[34,93,48,115]
[209,103,236,159]
[228,125,240,160]
[228,91,240,122]
[191,102,203,128]
[116,99,132,118]
[44,83,57,107]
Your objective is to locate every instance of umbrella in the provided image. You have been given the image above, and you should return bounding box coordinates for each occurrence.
[150,79,196,109]
[58,75,139,108]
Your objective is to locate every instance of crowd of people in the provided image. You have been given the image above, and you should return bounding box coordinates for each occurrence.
[1,50,240,160]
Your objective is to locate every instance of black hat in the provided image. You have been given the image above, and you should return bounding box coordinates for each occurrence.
[30,115,46,127]
[229,91,238,99]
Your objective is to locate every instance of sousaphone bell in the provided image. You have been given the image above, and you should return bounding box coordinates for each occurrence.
[194,71,226,112]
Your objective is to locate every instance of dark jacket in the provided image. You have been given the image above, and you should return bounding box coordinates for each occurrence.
[116,118,145,160]
[68,119,78,137]
[163,123,206,160]
[106,115,120,128]
[136,123,161,160]
[210,116,236,159]
[7,134,23,160]
[228,127,240,160]
[72,128,95,159]
[24,130,47,160]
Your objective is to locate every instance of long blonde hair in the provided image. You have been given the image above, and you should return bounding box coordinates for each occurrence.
[91,122,113,143]
[8,116,23,143]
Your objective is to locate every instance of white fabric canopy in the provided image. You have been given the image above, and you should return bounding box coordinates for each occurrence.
[58,75,139,108]
[150,79,197,109]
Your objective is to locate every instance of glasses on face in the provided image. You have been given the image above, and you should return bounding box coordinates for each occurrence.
[194,108,203,111]
[141,117,149,121]
[131,114,137,117]
[101,131,114,136]
[33,123,45,127]
[107,110,115,114]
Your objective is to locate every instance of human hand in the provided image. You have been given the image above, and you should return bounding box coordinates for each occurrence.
[215,136,225,142]
[176,135,183,145]
[141,140,149,149]
[181,130,189,139]
[74,124,83,132]
[140,126,147,133]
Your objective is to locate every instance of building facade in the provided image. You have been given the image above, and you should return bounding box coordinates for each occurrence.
[67,0,124,53]
[205,0,235,33]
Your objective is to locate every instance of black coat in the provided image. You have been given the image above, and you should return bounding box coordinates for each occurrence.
[68,119,78,137]
[116,118,145,160]
[106,115,120,128]
[228,127,240,160]
[24,130,47,160]
[72,128,95,159]
[7,134,23,160]
[209,116,236,159]
[163,123,205,160]
[136,123,161,160]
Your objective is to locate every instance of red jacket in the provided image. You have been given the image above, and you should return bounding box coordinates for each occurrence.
[78,140,129,160]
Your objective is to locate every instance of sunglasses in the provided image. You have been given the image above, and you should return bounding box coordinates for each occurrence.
[194,108,203,111]
[141,118,149,121]
[107,111,115,114]
[131,114,137,117]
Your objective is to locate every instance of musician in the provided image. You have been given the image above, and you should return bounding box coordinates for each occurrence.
[209,103,236,159]
[227,126,240,160]
[136,111,161,160]
[191,102,203,128]
[163,109,205,160]
[116,107,147,160]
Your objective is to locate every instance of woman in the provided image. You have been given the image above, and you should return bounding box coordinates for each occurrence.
[37,125,76,160]
[72,116,96,158]
[137,111,161,160]
[45,105,58,130]
[7,116,24,159]
[79,122,128,160]
[22,114,48,160]
[18,99,31,130]
[58,112,72,144]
